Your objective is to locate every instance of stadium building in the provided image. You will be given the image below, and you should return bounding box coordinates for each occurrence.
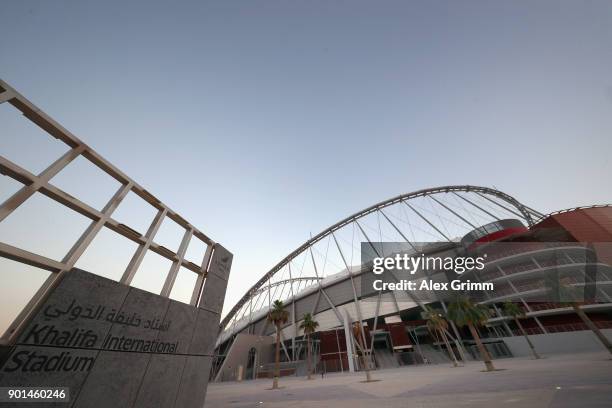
[213,186,612,381]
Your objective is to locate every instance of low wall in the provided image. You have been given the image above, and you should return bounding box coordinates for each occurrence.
[501,329,612,357]
[214,333,274,382]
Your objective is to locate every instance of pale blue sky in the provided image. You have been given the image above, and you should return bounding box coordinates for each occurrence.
[1,0,612,318]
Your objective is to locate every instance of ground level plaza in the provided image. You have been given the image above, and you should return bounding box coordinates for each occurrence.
[206,352,612,408]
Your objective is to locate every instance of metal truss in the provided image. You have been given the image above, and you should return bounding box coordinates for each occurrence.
[534,204,612,222]
[252,277,322,296]
[0,79,219,344]
[221,185,542,330]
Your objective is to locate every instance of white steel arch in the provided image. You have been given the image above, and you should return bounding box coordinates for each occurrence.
[221,185,541,330]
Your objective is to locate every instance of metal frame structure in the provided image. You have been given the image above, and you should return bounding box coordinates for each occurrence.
[0,79,219,345]
[221,185,543,330]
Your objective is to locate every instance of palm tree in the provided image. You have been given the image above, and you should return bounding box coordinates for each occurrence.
[268,300,289,389]
[299,313,319,380]
[447,296,496,371]
[352,322,374,382]
[555,277,612,356]
[503,301,541,359]
[422,306,459,367]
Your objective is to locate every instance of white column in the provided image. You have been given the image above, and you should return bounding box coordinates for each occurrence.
[343,309,355,373]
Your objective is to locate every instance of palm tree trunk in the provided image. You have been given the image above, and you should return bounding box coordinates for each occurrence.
[307,334,313,380]
[352,329,373,381]
[514,317,541,359]
[440,329,459,367]
[273,324,281,389]
[468,323,495,371]
[572,304,612,355]
[358,333,373,381]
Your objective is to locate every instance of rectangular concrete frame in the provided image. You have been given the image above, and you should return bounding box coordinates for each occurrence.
[0,80,233,408]
[0,79,217,346]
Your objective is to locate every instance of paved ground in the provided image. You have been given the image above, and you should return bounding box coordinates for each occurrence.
[205,352,612,408]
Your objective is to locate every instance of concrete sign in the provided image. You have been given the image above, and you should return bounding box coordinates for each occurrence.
[0,245,232,408]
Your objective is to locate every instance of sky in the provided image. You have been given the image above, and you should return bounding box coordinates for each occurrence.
[1,0,612,326]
